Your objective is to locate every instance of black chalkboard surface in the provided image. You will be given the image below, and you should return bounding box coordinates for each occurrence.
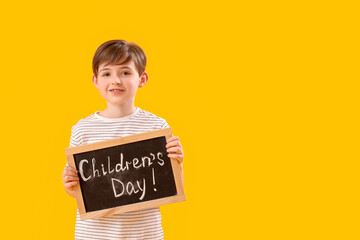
[65,128,185,220]
[74,136,177,212]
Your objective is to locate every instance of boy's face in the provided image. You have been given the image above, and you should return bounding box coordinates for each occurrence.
[92,60,148,108]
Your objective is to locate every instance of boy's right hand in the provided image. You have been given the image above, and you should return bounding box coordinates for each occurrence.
[62,165,79,198]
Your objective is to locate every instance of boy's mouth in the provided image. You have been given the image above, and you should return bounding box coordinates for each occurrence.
[109,89,124,93]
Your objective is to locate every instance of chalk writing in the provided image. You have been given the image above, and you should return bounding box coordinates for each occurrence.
[78,152,165,182]
[78,151,165,200]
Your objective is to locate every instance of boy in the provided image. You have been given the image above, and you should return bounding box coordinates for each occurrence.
[62,40,184,240]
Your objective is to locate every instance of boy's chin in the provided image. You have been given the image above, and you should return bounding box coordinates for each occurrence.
[107,100,133,107]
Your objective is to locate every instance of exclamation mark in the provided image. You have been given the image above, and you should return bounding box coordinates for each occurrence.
[152,168,157,192]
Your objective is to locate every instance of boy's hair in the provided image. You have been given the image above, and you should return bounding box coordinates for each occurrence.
[92,40,147,77]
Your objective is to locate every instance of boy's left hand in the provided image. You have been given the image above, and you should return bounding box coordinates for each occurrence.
[166,136,184,167]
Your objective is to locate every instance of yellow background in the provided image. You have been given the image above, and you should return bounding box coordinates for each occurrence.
[1,0,359,239]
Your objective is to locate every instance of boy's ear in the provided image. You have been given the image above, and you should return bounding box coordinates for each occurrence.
[138,72,149,88]
[92,74,99,89]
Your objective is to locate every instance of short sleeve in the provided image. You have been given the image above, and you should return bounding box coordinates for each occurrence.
[160,120,170,129]
[67,126,82,166]
[69,125,82,148]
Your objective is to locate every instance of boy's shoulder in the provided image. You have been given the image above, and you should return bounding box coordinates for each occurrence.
[137,108,167,121]
[134,109,170,130]
[70,112,97,130]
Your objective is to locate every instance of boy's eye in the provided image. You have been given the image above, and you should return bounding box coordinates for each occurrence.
[102,71,130,77]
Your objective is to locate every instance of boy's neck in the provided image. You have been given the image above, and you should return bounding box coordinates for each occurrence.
[99,103,137,118]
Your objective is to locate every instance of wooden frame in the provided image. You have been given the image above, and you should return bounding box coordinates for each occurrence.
[65,128,185,220]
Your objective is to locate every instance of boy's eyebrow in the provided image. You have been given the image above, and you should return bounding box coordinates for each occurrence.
[99,65,132,72]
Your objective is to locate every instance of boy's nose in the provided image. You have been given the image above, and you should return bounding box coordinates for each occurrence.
[113,77,122,85]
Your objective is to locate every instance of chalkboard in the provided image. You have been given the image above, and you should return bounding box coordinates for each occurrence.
[74,136,177,212]
[65,128,185,220]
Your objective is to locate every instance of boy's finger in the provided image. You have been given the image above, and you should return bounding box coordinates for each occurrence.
[167,136,179,143]
[166,137,182,146]
[63,175,80,183]
[65,181,79,188]
[167,154,184,163]
[65,166,78,174]
[63,171,79,178]
[66,166,78,172]
[168,153,184,158]
[166,140,182,149]
[166,147,183,154]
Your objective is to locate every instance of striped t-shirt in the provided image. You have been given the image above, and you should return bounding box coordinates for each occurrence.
[69,107,169,240]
